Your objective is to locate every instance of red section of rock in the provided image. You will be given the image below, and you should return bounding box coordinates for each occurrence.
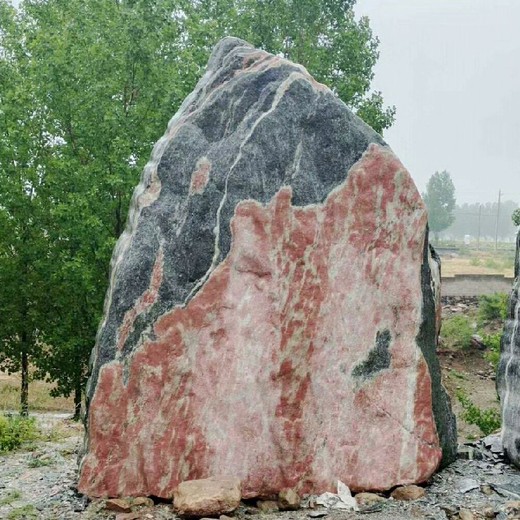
[78,144,442,498]
[106,498,132,513]
[189,157,211,195]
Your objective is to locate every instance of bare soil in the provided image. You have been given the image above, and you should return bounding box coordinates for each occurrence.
[440,347,499,443]
[0,371,73,413]
[441,252,514,277]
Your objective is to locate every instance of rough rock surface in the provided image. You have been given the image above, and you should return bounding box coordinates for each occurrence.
[78,37,456,498]
[498,230,520,465]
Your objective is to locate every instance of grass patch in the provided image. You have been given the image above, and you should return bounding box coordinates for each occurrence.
[441,249,515,277]
[450,369,467,380]
[441,315,474,349]
[0,415,38,453]
[27,454,53,468]
[457,391,501,436]
[7,505,38,520]
[0,372,73,413]
[0,490,22,506]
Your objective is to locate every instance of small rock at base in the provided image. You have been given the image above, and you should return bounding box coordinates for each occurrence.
[115,514,141,520]
[458,509,474,520]
[174,477,241,517]
[355,492,386,507]
[390,485,426,501]
[481,506,496,519]
[106,498,133,513]
[480,484,494,496]
[132,497,154,508]
[220,515,234,520]
[278,488,301,510]
[257,500,279,512]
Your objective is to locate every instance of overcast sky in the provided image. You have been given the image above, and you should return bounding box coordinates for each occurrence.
[355,0,520,205]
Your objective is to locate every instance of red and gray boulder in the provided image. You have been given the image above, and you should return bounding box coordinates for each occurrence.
[78,37,456,499]
[498,230,520,464]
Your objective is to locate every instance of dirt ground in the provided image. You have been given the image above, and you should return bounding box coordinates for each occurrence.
[0,371,73,413]
[440,347,499,443]
[440,251,514,278]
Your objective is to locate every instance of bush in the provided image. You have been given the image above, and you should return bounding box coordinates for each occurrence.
[457,391,501,436]
[483,332,502,370]
[0,414,38,452]
[441,315,474,349]
[478,293,508,325]
[512,208,520,226]
[484,258,500,269]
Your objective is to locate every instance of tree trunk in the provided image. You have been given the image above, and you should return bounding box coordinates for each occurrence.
[20,350,29,417]
[73,383,82,421]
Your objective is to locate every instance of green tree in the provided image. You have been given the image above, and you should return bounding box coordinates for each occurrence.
[423,171,456,241]
[7,0,195,418]
[0,0,49,415]
[0,0,394,417]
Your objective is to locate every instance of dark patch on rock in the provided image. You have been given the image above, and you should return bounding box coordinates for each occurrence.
[353,329,392,379]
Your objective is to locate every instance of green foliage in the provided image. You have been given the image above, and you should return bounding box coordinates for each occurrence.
[441,315,474,349]
[7,505,38,520]
[512,208,520,226]
[457,391,501,436]
[423,171,456,239]
[0,490,22,507]
[0,414,38,452]
[478,293,508,325]
[483,332,502,370]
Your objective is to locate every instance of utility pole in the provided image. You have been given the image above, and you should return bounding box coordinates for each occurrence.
[495,189,502,251]
[477,204,482,251]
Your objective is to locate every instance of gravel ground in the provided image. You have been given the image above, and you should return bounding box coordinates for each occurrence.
[2,415,520,520]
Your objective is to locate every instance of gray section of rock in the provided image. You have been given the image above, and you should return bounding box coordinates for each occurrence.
[419,242,457,465]
[498,230,520,465]
[84,37,456,464]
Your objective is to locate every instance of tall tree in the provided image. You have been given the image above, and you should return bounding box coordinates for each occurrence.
[423,171,456,241]
[0,0,394,417]
[0,0,50,415]
[9,0,195,418]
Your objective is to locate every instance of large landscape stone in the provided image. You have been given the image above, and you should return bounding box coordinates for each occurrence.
[498,230,520,465]
[78,37,456,499]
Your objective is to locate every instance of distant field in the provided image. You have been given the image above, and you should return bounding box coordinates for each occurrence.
[0,371,73,414]
[440,249,515,277]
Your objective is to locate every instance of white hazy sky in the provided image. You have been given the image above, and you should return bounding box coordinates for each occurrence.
[355,0,520,205]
